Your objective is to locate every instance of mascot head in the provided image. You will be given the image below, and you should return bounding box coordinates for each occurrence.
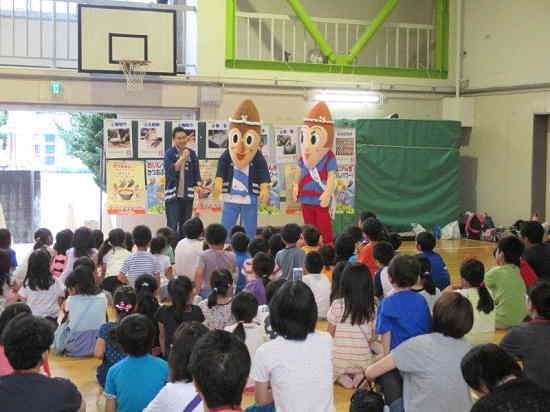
[301,102,334,169]
[228,99,262,170]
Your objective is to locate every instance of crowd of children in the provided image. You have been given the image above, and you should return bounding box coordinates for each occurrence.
[0,212,549,412]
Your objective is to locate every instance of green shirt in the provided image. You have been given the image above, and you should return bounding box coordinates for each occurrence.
[162,246,175,265]
[485,264,527,328]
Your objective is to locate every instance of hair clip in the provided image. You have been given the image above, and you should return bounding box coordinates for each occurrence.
[116,302,133,312]
[142,282,150,287]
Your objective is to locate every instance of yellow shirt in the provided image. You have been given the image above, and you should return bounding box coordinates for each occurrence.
[302,245,320,254]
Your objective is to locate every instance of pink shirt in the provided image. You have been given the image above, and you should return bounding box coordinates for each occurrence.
[0,345,51,376]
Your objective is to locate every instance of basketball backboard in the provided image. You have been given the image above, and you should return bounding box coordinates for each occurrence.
[78,5,177,75]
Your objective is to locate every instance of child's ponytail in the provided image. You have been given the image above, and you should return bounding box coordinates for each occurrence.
[416,254,436,295]
[233,322,246,341]
[98,228,126,266]
[461,258,494,314]
[230,291,258,342]
[477,284,494,314]
[109,286,136,343]
[208,270,233,308]
[33,228,52,251]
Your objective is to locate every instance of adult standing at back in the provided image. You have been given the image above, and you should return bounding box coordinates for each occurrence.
[164,127,202,241]
[521,221,550,280]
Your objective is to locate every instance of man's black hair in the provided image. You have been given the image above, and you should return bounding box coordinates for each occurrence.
[189,330,251,409]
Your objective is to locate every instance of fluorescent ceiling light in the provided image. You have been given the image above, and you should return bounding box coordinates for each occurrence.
[313,90,383,104]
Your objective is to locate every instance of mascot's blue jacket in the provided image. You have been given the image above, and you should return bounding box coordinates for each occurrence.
[215,149,270,197]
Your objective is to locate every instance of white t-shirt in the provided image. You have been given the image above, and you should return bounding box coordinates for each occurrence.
[102,247,131,278]
[302,274,331,319]
[174,238,204,281]
[458,288,496,344]
[251,332,335,412]
[144,381,203,412]
[153,254,172,287]
[13,246,55,283]
[19,278,65,318]
[380,267,394,297]
[225,322,267,388]
[223,165,251,205]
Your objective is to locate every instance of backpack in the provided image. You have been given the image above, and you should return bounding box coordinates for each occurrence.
[465,214,482,240]
[350,383,385,412]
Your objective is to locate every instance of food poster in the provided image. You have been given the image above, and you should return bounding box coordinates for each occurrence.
[274,127,298,163]
[206,122,229,159]
[104,119,133,159]
[193,160,222,214]
[176,121,198,153]
[334,128,356,214]
[335,128,356,164]
[260,125,271,162]
[259,164,281,215]
[145,160,165,215]
[106,160,146,214]
[282,163,302,215]
[138,121,164,159]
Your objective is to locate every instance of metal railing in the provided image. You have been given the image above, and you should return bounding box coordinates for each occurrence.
[235,11,435,70]
[0,0,197,72]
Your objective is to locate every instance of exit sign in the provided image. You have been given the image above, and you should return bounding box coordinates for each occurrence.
[49,81,63,95]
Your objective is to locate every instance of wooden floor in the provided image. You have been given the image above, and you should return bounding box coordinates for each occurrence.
[48,239,505,411]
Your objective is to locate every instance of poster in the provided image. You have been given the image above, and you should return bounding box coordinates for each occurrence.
[282,163,302,215]
[138,120,164,159]
[176,121,198,153]
[334,128,356,214]
[259,164,281,215]
[145,160,165,215]
[260,125,271,162]
[104,119,133,159]
[193,160,222,214]
[206,122,228,159]
[106,160,146,215]
[335,128,356,164]
[274,127,298,163]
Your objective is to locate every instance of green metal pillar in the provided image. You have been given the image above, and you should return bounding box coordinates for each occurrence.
[435,0,449,72]
[226,0,236,61]
[344,0,401,65]
[286,0,336,63]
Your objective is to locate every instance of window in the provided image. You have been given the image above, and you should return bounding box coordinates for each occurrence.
[45,145,55,154]
[44,134,56,143]
[45,155,55,165]
[34,144,41,154]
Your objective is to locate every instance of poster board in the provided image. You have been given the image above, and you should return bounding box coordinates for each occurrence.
[106,160,146,214]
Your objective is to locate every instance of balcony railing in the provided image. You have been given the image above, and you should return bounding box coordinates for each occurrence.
[0,0,197,72]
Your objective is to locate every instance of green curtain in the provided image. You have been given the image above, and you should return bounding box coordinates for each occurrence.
[335,119,462,233]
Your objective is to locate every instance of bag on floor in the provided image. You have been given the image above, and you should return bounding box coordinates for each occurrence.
[350,382,386,412]
[465,213,482,240]
[411,223,427,236]
[441,221,461,240]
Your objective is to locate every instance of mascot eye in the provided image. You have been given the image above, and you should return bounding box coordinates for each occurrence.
[300,132,305,145]
[232,133,239,144]
[246,134,254,146]
[311,131,319,145]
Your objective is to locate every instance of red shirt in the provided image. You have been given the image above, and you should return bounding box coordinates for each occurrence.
[358,243,378,278]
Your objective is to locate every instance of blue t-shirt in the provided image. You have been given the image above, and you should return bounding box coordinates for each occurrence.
[104,355,168,412]
[421,251,450,290]
[4,248,17,268]
[235,251,249,292]
[376,290,432,350]
[297,151,337,205]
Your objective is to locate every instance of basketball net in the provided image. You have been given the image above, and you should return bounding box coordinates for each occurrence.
[119,60,150,91]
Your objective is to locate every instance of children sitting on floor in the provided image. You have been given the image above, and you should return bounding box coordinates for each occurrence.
[413,255,441,312]
[174,217,204,281]
[199,269,236,330]
[97,228,130,296]
[416,231,450,290]
[319,244,336,282]
[118,225,161,288]
[231,232,250,293]
[150,236,173,301]
[373,241,395,299]
[302,225,322,254]
[358,218,385,276]
[275,224,306,280]
[246,252,274,305]
[303,251,331,319]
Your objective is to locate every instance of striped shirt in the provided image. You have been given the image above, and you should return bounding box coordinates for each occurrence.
[298,151,337,206]
[120,251,161,287]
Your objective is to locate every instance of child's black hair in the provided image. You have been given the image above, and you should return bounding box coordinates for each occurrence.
[460,259,494,314]
[261,226,276,242]
[266,278,286,304]
[335,234,355,263]
[362,218,384,242]
[230,225,246,238]
[0,229,12,249]
[341,263,375,325]
[373,241,394,266]
[109,286,137,344]
[346,226,364,245]
[33,228,52,251]
[91,229,104,250]
[388,255,420,288]
[157,227,177,250]
[302,225,321,247]
[268,234,285,257]
[305,251,324,274]
[231,232,249,254]
[248,238,269,258]
[72,226,94,258]
[330,261,348,303]
[124,232,134,252]
[73,256,96,273]
[65,266,101,295]
[205,224,227,246]
[169,322,208,383]
[231,291,259,342]
[416,232,436,252]
[53,229,73,256]
[319,245,336,270]
[115,313,154,357]
[520,221,544,245]
[182,217,204,240]
[252,252,275,287]
[281,224,302,245]
[24,249,54,291]
[0,250,11,292]
[150,236,167,255]
[207,269,233,308]
[360,211,377,224]
[0,303,31,345]
[97,228,126,266]
[528,280,550,319]
[497,236,524,266]
[388,233,402,251]
[415,254,437,295]
[133,225,152,248]
[168,276,194,323]
[135,274,160,330]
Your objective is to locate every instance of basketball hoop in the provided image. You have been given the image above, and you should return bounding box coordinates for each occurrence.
[119,60,150,91]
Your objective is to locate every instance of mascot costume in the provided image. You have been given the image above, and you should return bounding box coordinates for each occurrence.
[294,102,337,245]
[214,100,271,239]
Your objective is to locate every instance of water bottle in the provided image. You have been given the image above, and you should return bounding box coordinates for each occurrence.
[292,268,303,281]
[434,225,442,240]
